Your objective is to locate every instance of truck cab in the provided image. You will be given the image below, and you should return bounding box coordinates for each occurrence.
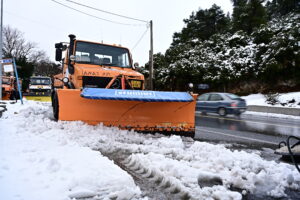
[1,76,15,100]
[55,34,144,90]
[28,76,52,97]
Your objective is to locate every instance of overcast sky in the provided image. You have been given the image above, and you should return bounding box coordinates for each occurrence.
[4,0,232,65]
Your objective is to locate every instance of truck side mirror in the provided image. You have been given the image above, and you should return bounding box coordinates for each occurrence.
[133,62,139,70]
[55,48,62,61]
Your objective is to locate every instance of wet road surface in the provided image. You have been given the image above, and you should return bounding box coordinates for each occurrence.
[194,112,300,200]
[194,112,300,148]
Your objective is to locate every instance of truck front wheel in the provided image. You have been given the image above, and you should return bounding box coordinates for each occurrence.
[53,91,59,120]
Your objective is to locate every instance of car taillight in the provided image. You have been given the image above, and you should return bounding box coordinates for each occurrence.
[231,102,237,107]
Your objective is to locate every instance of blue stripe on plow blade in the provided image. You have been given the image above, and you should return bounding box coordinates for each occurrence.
[80,88,193,102]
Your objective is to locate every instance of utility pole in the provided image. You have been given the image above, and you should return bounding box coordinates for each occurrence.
[0,0,3,100]
[149,20,153,90]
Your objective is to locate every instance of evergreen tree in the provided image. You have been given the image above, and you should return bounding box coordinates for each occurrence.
[231,0,248,32]
[247,0,267,33]
[172,4,230,45]
[277,0,299,15]
[266,0,299,18]
[232,0,267,34]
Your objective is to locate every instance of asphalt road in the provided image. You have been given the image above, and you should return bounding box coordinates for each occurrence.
[194,112,300,149]
[194,112,300,199]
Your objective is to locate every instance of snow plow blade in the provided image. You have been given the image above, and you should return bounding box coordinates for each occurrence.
[57,88,196,136]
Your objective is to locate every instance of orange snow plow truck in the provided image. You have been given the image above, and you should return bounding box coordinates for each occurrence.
[1,76,16,100]
[53,34,196,137]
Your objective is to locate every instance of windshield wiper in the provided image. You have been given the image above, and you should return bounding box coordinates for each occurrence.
[99,63,118,66]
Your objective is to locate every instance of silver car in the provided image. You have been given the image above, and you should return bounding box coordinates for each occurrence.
[196,92,247,116]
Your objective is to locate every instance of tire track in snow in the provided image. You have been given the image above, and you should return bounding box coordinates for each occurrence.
[98,147,195,200]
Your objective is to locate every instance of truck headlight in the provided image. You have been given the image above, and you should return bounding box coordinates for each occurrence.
[63,77,69,84]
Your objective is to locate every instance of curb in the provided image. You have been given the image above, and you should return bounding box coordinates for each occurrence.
[247,105,300,116]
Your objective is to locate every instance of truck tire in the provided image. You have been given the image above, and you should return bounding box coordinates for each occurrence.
[187,131,195,138]
[53,91,59,120]
[9,92,16,100]
[51,90,55,107]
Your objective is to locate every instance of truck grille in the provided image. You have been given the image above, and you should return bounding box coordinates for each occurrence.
[29,89,51,96]
[82,76,112,88]
[82,76,143,90]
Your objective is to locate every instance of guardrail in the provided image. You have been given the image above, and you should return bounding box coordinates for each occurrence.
[247,105,300,116]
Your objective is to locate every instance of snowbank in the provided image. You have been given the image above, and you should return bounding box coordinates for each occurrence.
[1,100,299,200]
[242,92,300,108]
[0,101,141,200]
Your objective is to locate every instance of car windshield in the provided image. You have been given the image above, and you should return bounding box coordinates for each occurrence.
[30,78,51,85]
[226,93,240,99]
[75,41,131,68]
[2,77,10,84]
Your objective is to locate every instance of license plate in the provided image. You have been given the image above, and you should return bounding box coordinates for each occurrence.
[131,80,141,88]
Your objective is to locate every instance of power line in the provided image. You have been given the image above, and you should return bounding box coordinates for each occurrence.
[132,27,149,50]
[5,11,63,30]
[65,0,148,24]
[50,0,144,26]
[5,11,104,44]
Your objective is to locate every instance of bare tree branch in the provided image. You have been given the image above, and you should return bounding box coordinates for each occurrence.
[3,25,37,60]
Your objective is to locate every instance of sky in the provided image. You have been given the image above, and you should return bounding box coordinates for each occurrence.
[4,0,232,65]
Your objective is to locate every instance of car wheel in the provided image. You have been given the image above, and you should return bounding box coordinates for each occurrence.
[234,112,241,117]
[218,107,227,116]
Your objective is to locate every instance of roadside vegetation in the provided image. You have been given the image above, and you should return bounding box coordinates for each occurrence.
[143,0,299,94]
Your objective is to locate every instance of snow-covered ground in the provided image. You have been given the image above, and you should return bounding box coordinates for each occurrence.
[242,92,300,108]
[0,101,142,200]
[242,92,300,119]
[1,100,300,200]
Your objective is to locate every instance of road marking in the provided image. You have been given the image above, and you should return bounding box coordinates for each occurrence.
[196,113,300,129]
[196,127,278,145]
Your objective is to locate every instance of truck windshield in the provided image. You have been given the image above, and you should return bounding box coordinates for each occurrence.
[2,77,10,84]
[30,78,51,85]
[75,41,131,68]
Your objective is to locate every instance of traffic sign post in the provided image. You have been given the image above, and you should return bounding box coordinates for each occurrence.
[0,58,23,104]
[198,84,209,90]
[12,58,23,104]
[0,58,13,64]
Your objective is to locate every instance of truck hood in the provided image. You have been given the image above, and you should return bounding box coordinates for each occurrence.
[75,64,144,80]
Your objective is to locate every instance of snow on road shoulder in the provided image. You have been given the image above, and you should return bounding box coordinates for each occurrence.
[0,101,142,200]
[242,92,300,108]
[112,136,300,199]
[1,101,300,200]
[244,110,300,120]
